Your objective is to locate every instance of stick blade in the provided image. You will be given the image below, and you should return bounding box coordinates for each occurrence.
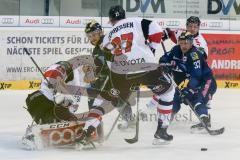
[124,137,138,144]
[209,127,225,136]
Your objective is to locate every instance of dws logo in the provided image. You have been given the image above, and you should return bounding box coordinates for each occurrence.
[208,0,240,15]
[1,18,14,24]
[41,18,54,24]
[126,0,165,13]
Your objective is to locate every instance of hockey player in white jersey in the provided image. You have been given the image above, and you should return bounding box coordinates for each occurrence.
[22,56,103,150]
[162,16,208,59]
[81,5,176,144]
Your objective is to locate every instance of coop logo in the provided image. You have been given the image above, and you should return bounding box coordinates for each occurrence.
[28,81,41,89]
[126,0,165,13]
[49,127,83,145]
[0,82,12,90]
[41,18,54,24]
[208,0,240,15]
[166,20,180,27]
[1,18,14,24]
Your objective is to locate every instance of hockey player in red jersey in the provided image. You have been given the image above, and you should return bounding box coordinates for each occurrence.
[82,5,176,144]
[84,20,135,131]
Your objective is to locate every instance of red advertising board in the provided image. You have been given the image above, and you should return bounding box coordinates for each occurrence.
[203,34,240,80]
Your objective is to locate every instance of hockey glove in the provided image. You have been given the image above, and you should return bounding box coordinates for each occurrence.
[54,93,79,113]
[162,28,172,41]
[180,88,195,105]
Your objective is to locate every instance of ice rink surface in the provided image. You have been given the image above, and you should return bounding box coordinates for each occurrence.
[0,89,239,160]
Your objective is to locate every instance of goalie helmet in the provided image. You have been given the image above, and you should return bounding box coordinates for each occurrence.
[108,5,125,21]
[85,20,102,34]
[186,16,201,26]
[56,61,74,82]
[178,31,194,43]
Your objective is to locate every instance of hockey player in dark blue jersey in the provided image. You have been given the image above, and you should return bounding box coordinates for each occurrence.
[160,31,217,131]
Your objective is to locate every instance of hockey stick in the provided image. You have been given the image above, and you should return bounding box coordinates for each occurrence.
[123,41,166,144]
[104,110,121,141]
[24,48,53,88]
[124,88,140,144]
[163,73,225,136]
[104,99,131,141]
[161,41,167,53]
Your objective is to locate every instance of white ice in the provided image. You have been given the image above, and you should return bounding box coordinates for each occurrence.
[0,89,239,160]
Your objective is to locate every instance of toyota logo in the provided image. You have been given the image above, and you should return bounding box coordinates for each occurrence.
[166,21,180,27]
[1,18,14,24]
[41,18,54,24]
[209,22,223,28]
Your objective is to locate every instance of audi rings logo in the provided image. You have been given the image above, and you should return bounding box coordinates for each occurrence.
[41,18,54,24]
[49,127,83,145]
[209,22,223,28]
[166,21,180,27]
[1,18,14,24]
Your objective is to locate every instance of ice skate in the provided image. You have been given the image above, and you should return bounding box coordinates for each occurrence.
[152,127,173,145]
[21,125,37,150]
[191,115,211,134]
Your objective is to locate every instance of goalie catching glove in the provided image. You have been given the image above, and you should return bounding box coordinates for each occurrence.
[54,93,79,113]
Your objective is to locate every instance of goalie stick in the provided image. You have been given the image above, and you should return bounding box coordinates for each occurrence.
[24,48,53,89]
[124,87,140,144]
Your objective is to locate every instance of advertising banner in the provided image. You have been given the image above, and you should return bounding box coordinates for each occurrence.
[203,33,240,81]
[0,28,94,81]
[0,28,240,89]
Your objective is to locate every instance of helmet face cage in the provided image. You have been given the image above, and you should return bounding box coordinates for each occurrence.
[178,31,194,43]
[186,16,201,26]
[85,20,102,34]
[108,5,126,21]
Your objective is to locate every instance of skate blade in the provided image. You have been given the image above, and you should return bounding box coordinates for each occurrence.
[152,138,171,145]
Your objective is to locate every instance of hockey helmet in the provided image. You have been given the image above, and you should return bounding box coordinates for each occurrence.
[85,20,102,34]
[108,5,126,21]
[186,16,201,26]
[178,31,194,43]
